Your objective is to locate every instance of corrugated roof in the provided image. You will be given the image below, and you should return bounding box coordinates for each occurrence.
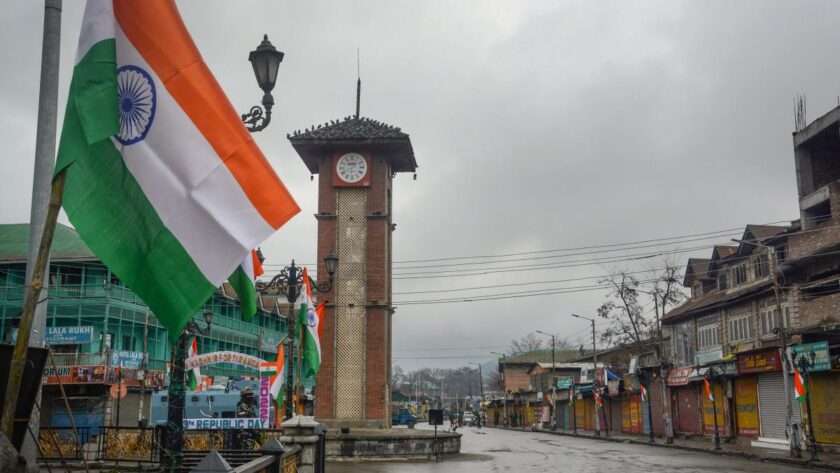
[0,223,95,263]
[683,258,712,286]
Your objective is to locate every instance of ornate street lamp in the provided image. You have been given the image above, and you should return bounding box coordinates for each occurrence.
[255,252,338,417]
[164,311,212,472]
[241,35,284,132]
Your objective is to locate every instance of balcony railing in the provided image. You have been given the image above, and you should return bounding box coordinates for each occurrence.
[51,352,109,367]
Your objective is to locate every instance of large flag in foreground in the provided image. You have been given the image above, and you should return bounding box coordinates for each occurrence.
[55,0,299,341]
[229,249,264,321]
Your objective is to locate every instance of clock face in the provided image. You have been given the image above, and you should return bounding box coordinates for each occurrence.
[336,152,368,183]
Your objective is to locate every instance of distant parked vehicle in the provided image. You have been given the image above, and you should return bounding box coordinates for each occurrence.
[463,411,475,425]
[392,408,418,428]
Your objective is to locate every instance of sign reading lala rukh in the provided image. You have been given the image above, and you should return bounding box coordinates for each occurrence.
[183,351,272,429]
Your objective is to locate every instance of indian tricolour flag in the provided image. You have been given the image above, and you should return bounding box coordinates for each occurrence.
[187,337,201,391]
[55,0,299,342]
[261,343,286,408]
[229,249,264,321]
[794,368,807,403]
[296,269,323,377]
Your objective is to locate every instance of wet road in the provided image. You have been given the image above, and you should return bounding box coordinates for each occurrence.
[330,424,813,473]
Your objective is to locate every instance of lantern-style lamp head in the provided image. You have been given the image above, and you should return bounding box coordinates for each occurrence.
[248,35,284,94]
[324,251,339,277]
[203,311,213,326]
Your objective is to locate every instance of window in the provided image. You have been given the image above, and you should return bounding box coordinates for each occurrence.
[674,322,695,366]
[122,335,134,351]
[753,255,769,279]
[697,315,720,349]
[717,270,729,290]
[733,264,748,285]
[728,310,754,343]
[758,298,791,337]
[775,245,788,263]
[691,284,702,300]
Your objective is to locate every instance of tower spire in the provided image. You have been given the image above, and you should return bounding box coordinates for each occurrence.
[355,48,361,119]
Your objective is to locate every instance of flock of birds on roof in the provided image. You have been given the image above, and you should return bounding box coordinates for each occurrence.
[287,115,402,138]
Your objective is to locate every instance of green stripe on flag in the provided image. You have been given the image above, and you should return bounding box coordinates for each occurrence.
[56,39,216,342]
[229,265,258,321]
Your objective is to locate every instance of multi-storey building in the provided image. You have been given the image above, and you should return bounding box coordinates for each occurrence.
[661,104,840,452]
[0,223,293,429]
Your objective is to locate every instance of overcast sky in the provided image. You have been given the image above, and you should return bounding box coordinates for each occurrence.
[2,1,838,371]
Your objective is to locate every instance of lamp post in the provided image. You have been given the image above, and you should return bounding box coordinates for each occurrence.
[706,366,721,451]
[241,35,284,132]
[256,252,338,418]
[491,352,508,428]
[571,314,601,437]
[165,311,213,473]
[638,288,674,444]
[795,351,819,461]
[536,330,556,430]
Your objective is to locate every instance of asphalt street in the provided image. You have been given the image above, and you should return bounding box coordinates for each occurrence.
[330,424,814,473]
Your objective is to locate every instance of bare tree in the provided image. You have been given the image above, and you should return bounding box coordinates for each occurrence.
[648,255,687,316]
[391,364,405,391]
[596,271,653,347]
[508,332,544,355]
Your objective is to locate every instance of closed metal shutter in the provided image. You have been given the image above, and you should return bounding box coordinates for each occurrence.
[757,372,801,439]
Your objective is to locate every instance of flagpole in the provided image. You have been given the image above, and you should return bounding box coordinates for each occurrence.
[1,1,63,463]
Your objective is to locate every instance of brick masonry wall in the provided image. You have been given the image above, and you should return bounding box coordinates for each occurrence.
[315,156,338,420]
[798,290,840,328]
[504,367,532,392]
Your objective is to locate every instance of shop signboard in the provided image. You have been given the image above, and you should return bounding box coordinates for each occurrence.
[696,346,723,366]
[666,367,694,386]
[556,377,573,390]
[789,341,831,372]
[737,349,782,373]
[42,365,106,384]
[12,326,95,345]
[112,351,145,369]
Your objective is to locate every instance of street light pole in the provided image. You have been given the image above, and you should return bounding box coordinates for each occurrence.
[536,330,556,430]
[255,253,338,418]
[571,314,600,437]
[164,312,213,473]
[491,352,508,428]
[639,289,674,444]
[706,367,721,451]
[733,238,795,457]
[796,353,819,461]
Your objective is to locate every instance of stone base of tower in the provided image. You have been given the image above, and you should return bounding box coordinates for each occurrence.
[324,428,462,461]
[317,418,390,430]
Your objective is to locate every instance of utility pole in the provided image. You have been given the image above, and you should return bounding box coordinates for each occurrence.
[4,3,62,469]
[491,352,508,427]
[733,238,795,457]
[138,308,150,427]
[642,289,674,444]
[571,314,599,436]
[536,330,556,430]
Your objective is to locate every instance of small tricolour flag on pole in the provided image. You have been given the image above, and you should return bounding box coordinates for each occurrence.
[704,378,715,402]
[593,389,602,408]
[794,369,807,403]
[187,337,201,391]
[296,268,324,377]
[56,0,299,342]
[229,249,264,321]
[640,384,648,403]
[269,343,286,408]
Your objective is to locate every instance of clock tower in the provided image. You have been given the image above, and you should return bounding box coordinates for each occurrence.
[289,114,416,428]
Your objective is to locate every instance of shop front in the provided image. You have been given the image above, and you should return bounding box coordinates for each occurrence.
[668,367,702,435]
[735,349,782,438]
[790,340,839,447]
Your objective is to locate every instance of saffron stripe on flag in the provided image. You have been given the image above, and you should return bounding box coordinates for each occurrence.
[113,0,299,229]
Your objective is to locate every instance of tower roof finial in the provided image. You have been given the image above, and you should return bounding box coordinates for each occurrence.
[355,48,361,119]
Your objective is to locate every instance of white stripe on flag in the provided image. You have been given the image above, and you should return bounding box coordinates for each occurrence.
[113,24,274,284]
[76,0,114,65]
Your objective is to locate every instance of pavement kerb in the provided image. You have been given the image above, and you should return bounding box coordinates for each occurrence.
[489,426,840,472]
